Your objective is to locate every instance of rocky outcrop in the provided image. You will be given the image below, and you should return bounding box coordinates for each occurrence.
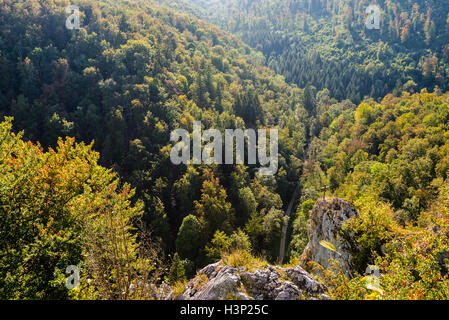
[154,282,175,300]
[156,197,361,300]
[179,262,248,300]
[175,261,329,300]
[300,197,359,276]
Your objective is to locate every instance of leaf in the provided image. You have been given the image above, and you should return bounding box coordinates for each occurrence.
[362,275,384,296]
[359,276,370,282]
[366,281,383,295]
[320,240,337,253]
[367,286,383,296]
[365,292,379,300]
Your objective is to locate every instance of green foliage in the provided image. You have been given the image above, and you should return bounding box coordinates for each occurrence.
[4,0,449,300]
[229,229,251,252]
[221,250,268,272]
[171,0,449,102]
[371,181,449,299]
[236,187,257,224]
[300,199,315,218]
[205,229,251,263]
[0,0,302,281]
[205,230,231,262]
[194,171,235,239]
[342,196,400,273]
[304,92,449,219]
[295,91,449,299]
[176,215,201,261]
[0,117,158,300]
[168,253,186,285]
[288,211,309,258]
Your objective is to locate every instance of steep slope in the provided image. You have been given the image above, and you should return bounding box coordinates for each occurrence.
[0,0,309,274]
[158,0,449,103]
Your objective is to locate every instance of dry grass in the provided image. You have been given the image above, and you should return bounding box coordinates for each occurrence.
[172,280,187,299]
[193,273,209,291]
[221,250,268,272]
[282,256,302,268]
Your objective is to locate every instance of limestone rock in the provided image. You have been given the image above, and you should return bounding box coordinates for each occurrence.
[179,263,245,300]
[156,282,174,300]
[300,198,359,276]
[285,265,326,294]
[173,261,328,300]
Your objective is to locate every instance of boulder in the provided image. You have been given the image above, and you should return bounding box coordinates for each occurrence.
[179,263,246,300]
[174,261,329,300]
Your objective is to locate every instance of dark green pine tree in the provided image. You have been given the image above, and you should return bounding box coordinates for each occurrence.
[167,253,186,285]
[303,83,317,116]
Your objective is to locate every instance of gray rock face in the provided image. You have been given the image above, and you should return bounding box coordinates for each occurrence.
[180,263,247,300]
[155,282,174,300]
[285,265,327,294]
[300,198,359,276]
[273,281,302,300]
[175,262,329,300]
[240,266,281,299]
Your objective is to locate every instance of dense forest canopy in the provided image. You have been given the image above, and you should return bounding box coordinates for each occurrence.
[0,0,309,298]
[1,0,449,300]
[159,0,449,103]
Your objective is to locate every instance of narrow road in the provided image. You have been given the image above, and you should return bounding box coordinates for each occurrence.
[277,185,299,264]
[277,136,311,264]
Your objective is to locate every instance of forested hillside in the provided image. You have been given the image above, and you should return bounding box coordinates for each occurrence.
[2,0,449,300]
[293,91,449,299]
[160,0,449,103]
[0,117,162,299]
[0,0,310,298]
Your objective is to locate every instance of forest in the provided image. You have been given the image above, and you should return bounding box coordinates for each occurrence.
[161,0,449,103]
[1,0,449,300]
